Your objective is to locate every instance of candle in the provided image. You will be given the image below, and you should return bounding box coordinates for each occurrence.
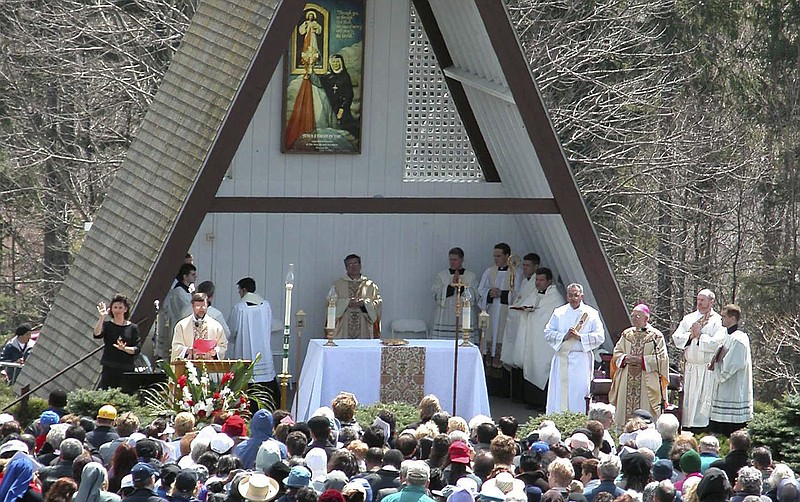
[284,264,295,327]
[326,286,337,330]
[463,304,472,330]
[327,304,336,330]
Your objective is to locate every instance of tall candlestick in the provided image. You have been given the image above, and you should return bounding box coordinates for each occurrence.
[463,304,471,330]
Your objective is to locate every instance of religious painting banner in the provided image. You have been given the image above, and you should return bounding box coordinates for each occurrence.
[282,0,365,154]
[380,346,425,406]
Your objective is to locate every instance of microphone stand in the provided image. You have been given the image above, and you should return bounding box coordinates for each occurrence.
[652,335,666,414]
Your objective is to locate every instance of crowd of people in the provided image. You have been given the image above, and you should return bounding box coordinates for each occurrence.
[0,389,792,502]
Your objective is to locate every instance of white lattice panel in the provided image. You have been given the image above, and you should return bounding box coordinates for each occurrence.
[405,5,482,182]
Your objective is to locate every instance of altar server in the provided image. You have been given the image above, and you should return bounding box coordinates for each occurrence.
[512,267,562,405]
[544,283,605,414]
[477,243,524,367]
[708,304,753,435]
[500,253,540,367]
[431,247,478,340]
[228,277,278,401]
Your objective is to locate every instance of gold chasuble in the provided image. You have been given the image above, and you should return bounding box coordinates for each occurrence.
[333,275,382,339]
[608,325,669,425]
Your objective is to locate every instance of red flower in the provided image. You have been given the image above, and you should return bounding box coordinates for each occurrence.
[240,396,248,404]
[198,410,207,418]
[178,375,188,388]
[221,372,234,384]
[213,392,221,399]
[186,400,194,406]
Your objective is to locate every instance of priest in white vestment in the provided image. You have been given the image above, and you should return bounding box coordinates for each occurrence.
[501,253,540,367]
[608,303,670,426]
[228,277,276,387]
[544,283,605,414]
[171,293,228,361]
[512,267,562,392]
[478,243,524,367]
[708,304,753,435]
[333,254,382,339]
[431,247,477,340]
[671,288,724,429]
[157,263,196,361]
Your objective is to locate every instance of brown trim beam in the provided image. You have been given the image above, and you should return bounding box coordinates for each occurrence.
[210,197,559,214]
[411,0,501,183]
[474,0,630,340]
[131,0,307,335]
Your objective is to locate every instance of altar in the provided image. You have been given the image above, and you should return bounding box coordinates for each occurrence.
[293,339,491,421]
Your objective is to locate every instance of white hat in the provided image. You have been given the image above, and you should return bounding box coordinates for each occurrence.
[0,440,28,457]
[238,473,279,502]
[565,433,595,452]
[210,433,234,454]
[0,414,15,425]
[120,474,134,489]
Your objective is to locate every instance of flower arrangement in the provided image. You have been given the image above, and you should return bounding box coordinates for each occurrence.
[143,355,270,420]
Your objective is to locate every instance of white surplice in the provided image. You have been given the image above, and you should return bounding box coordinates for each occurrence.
[513,284,563,388]
[477,266,524,357]
[431,269,478,340]
[709,327,753,424]
[227,292,276,382]
[671,310,723,428]
[500,275,539,367]
[544,302,605,414]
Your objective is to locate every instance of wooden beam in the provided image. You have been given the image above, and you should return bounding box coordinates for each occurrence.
[131,0,307,336]
[473,0,630,338]
[411,0,501,183]
[210,197,560,214]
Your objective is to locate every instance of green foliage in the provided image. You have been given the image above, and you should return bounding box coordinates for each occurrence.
[519,411,588,439]
[7,397,48,428]
[66,388,141,418]
[749,393,800,471]
[354,402,418,433]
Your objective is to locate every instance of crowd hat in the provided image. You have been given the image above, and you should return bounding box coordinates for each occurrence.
[40,410,59,427]
[405,461,430,484]
[680,449,702,474]
[131,462,158,483]
[175,470,199,494]
[97,405,117,421]
[565,433,594,452]
[222,415,246,437]
[238,473,279,502]
[652,459,674,481]
[449,440,471,464]
[210,433,234,454]
[285,466,311,489]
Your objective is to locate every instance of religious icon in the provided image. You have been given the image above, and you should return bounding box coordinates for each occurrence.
[282,0,366,154]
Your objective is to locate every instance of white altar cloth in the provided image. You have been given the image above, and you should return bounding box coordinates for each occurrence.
[293,339,491,421]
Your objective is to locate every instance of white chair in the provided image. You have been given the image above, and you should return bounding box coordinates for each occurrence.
[390,319,428,339]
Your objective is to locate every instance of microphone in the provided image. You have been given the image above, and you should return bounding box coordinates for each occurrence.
[154,300,160,312]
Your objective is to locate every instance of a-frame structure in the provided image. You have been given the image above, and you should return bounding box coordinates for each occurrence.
[19,0,629,394]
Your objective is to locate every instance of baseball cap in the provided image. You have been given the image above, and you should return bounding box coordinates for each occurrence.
[0,440,28,457]
[405,461,430,483]
[40,410,59,426]
[448,441,471,464]
[97,405,117,421]
[131,462,158,483]
[174,470,199,494]
[222,414,246,437]
[286,466,312,488]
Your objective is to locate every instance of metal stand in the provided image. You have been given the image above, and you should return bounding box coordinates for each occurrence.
[294,310,306,417]
[324,327,337,346]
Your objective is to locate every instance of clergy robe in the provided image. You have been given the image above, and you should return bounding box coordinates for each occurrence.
[333,275,382,339]
[171,314,228,361]
[228,293,276,383]
[544,301,605,414]
[514,284,562,388]
[708,327,753,424]
[500,274,539,367]
[431,268,477,340]
[608,325,670,426]
[156,283,192,361]
[671,310,723,428]
[478,266,524,357]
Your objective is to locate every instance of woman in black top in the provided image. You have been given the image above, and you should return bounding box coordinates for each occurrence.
[93,294,140,390]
